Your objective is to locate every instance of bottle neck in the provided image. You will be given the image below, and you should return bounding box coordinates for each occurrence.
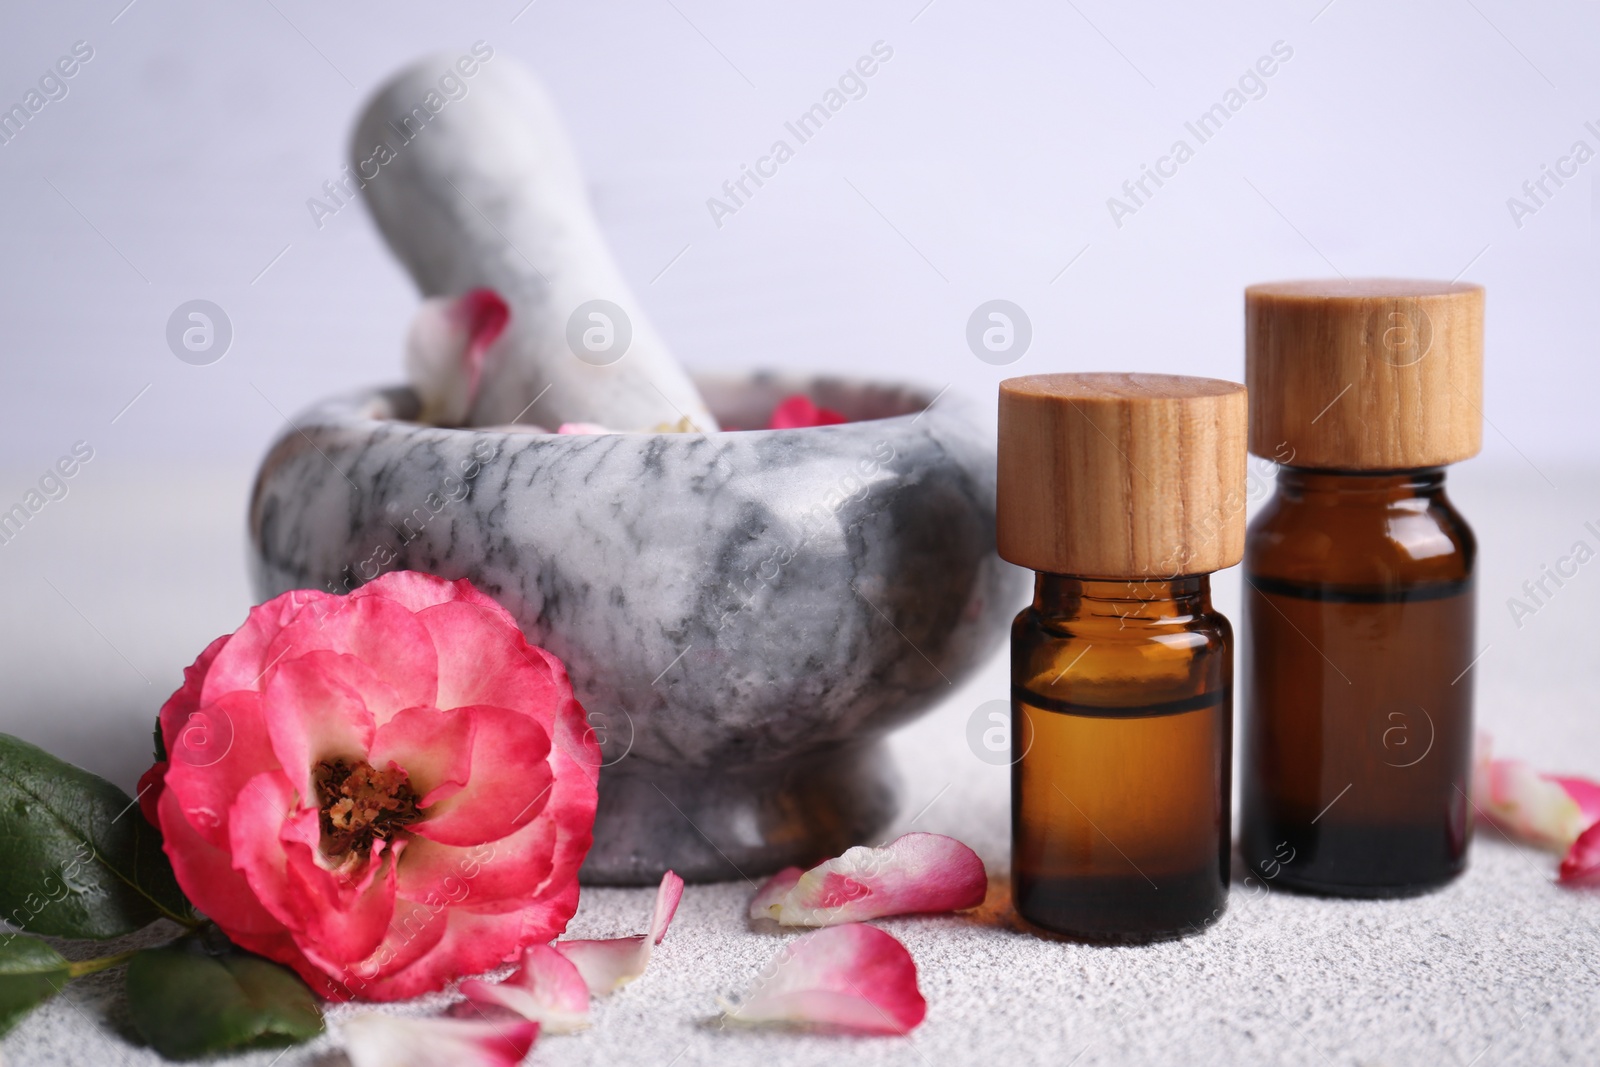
[1274,466,1446,506]
[1032,574,1213,629]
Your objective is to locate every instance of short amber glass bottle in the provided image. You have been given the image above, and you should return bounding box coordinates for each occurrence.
[1240,279,1484,898]
[999,373,1247,942]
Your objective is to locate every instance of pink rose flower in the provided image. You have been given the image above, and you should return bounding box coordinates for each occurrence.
[146,571,599,1001]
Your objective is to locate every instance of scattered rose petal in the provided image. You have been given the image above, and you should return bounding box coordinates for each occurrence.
[406,289,511,426]
[557,422,615,435]
[748,867,803,921]
[721,923,926,1035]
[556,870,684,995]
[1473,736,1596,851]
[460,944,592,1034]
[340,1012,537,1067]
[767,395,846,429]
[1550,775,1600,826]
[753,833,987,926]
[1560,822,1600,885]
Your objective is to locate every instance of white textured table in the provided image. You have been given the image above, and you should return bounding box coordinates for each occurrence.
[2,459,1597,1066]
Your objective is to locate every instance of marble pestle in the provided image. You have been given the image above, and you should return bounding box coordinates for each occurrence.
[351,52,717,431]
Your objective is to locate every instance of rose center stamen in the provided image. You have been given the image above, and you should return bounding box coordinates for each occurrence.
[313,757,422,860]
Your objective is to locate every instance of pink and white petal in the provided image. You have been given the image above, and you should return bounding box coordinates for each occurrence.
[157,632,230,755]
[226,771,397,966]
[555,870,683,995]
[279,824,399,967]
[1481,758,1588,851]
[368,705,476,810]
[461,944,591,1033]
[396,689,596,906]
[405,705,554,847]
[414,600,564,715]
[266,594,439,717]
[261,652,380,803]
[749,867,803,921]
[161,690,280,850]
[1560,822,1600,885]
[340,1012,536,1067]
[399,818,558,906]
[353,572,508,618]
[197,589,332,705]
[649,870,685,944]
[157,787,288,946]
[556,422,614,434]
[1552,776,1600,827]
[721,923,926,1035]
[405,288,510,426]
[556,935,646,998]
[770,833,988,926]
[329,895,454,1002]
[349,900,539,1002]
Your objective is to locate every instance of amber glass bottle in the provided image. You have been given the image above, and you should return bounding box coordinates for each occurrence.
[1240,280,1484,898]
[999,373,1247,942]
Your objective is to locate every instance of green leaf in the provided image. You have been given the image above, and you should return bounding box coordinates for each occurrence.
[0,935,72,1039]
[0,733,191,938]
[126,934,323,1060]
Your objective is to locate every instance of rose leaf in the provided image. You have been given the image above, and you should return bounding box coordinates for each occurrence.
[127,934,324,1060]
[0,935,73,1039]
[0,732,190,938]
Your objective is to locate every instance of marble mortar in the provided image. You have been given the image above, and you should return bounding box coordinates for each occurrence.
[248,372,1025,883]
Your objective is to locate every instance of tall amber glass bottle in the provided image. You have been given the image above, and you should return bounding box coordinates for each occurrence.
[999,373,1247,942]
[1241,280,1484,897]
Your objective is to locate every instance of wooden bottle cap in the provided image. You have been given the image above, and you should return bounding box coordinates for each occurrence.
[1246,279,1483,469]
[997,373,1248,578]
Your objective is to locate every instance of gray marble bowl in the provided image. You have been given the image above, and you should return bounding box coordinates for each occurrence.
[249,372,1023,884]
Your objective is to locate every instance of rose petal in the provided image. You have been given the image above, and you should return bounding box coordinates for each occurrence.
[196,589,332,707]
[157,787,301,950]
[346,899,541,1003]
[161,689,280,850]
[138,761,167,828]
[721,923,926,1035]
[749,867,803,921]
[556,422,614,434]
[260,652,381,805]
[228,772,396,967]
[1551,776,1600,826]
[352,571,503,617]
[340,1011,536,1067]
[1474,743,1593,851]
[266,595,440,719]
[1560,822,1600,885]
[366,704,476,811]
[413,600,565,715]
[157,632,229,756]
[767,395,847,430]
[556,870,684,995]
[760,833,988,926]
[460,943,591,1033]
[406,288,511,427]
[376,705,554,847]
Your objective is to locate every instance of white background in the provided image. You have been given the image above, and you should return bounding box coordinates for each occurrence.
[0,0,1596,784]
[1,0,1596,463]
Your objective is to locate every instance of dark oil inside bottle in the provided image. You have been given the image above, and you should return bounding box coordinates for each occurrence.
[1241,468,1476,897]
[1012,576,1231,942]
